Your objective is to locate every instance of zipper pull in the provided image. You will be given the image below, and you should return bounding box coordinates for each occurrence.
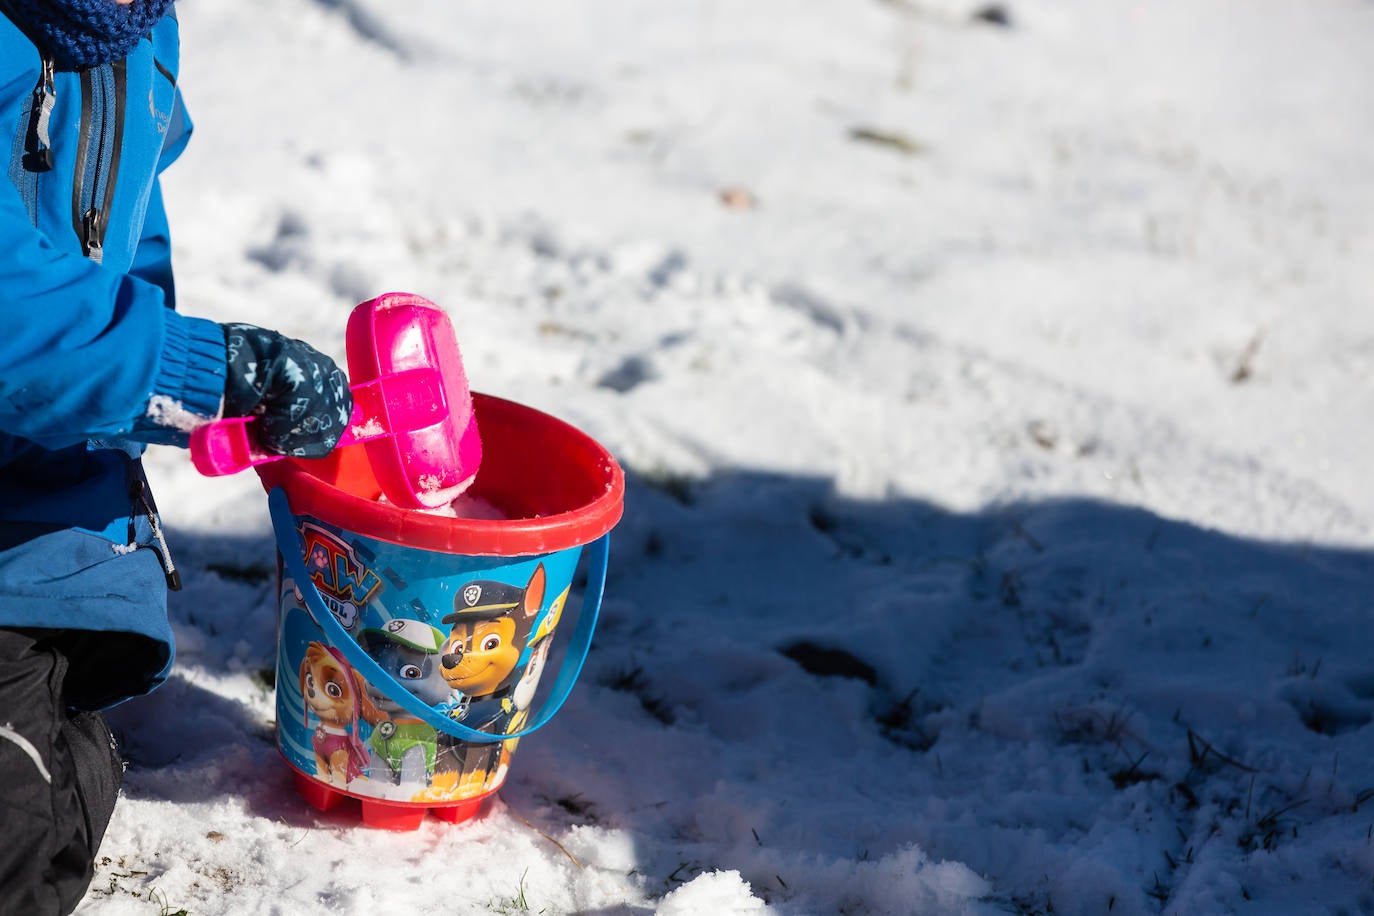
[82,207,104,263]
[128,475,182,591]
[23,56,55,173]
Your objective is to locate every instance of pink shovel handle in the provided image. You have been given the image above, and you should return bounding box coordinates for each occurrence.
[189,367,447,477]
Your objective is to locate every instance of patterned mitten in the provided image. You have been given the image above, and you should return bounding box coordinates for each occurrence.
[220,323,353,458]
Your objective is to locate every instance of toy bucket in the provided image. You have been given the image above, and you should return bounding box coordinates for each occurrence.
[257,393,624,830]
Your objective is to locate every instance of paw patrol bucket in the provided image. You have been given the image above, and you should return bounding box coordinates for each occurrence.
[257,393,623,830]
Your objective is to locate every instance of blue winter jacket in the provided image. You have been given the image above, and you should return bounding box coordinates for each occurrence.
[0,4,226,706]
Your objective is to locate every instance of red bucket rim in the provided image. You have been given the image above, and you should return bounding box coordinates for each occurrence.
[258,393,625,556]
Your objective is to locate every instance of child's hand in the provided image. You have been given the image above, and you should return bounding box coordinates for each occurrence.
[220,324,353,457]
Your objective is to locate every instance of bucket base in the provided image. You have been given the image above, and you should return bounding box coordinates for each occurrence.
[290,768,488,831]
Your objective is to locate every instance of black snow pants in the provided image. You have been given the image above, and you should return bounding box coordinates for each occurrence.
[0,628,124,915]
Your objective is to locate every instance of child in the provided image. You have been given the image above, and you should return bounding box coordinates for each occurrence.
[0,2,352,912]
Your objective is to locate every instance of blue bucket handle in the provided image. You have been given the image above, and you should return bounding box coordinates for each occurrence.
[268,486,606,743]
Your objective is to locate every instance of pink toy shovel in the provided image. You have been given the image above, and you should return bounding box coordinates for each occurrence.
[188,367,446,475]
[190,293,481,510]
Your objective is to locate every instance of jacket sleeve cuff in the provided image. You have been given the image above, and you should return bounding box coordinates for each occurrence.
[131,311,226,446]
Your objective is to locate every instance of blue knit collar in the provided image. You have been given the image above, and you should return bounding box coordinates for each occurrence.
[2,0,174,67]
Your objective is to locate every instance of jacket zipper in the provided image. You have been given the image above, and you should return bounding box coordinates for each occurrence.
[71,61,126,264]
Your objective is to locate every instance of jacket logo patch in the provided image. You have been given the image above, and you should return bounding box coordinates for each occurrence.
[148,89,171,135]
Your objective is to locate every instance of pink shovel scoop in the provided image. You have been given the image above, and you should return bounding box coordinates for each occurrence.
[345,291,482,510]
[190,292,482,511]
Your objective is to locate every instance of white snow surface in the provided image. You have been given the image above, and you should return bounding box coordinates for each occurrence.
[83,0,1374,914]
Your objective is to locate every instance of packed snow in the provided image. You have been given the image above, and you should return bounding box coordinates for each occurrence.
[81,0,1374,913]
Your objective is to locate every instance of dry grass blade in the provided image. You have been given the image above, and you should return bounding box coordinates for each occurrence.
[504,800,585,871]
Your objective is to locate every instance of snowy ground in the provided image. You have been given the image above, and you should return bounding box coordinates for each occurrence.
[83,0,1374,913]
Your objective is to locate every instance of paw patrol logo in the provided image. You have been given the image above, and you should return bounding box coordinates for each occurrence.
[462,584,483,606]
[301,523,383,611]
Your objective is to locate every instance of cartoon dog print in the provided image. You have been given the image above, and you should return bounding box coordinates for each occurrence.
[483,582,568,792]
[440,564,546,700]
[437,564,546,792]
[358,619,449,787]
[299,641,385,786]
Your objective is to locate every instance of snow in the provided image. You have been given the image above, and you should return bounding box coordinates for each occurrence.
[348,418,385,439]
[82,0,1374,913]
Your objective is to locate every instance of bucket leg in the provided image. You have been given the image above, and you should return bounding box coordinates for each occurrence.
[432,797,484,824]
[293,770,347,812]
[360,799,428,831]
